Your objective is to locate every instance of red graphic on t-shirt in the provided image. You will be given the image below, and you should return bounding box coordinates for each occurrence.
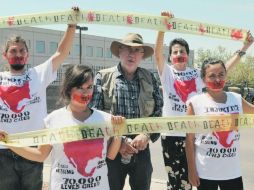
[174,78,197,103]
[0,82,30,113]
[212,131,234,148]
[63,139,104,177]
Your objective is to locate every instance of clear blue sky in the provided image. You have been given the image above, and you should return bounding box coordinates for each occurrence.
[1,0,254,55]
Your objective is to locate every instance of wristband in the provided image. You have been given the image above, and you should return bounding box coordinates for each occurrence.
[235,50,246,57]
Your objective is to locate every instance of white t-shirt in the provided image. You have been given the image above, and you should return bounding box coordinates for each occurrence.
[160,63,204,136]
[45,107,111,190]
[0,59,56,148]
[188,92,242,180]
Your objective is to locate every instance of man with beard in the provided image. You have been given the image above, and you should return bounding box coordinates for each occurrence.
[0,8,78,190]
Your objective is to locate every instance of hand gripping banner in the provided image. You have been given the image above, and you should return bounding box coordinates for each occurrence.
[0,9,248,41]
[1,114,254,147]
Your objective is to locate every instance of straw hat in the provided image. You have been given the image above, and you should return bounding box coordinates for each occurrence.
[110,33,154,59]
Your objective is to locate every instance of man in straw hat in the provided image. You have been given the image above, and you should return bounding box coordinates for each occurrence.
[91,33,163,190]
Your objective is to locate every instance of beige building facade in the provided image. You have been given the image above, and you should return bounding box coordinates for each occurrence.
[0,26,194,86]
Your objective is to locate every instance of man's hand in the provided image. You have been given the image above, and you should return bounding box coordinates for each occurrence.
[119,138,138,157]
[242,31,254,52]
[131,134,150,151]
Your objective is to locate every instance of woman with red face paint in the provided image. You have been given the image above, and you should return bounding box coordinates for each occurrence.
[0,65,125,190]
[185,58,254,190]
[155,11,254,190]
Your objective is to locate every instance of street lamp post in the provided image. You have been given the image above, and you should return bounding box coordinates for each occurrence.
[76,25,88,64]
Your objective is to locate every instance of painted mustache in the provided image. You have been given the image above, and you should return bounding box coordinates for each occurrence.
[8,57,27,65]
[172,56,188,64]
[72,93,92,105]
[206,80,225,90]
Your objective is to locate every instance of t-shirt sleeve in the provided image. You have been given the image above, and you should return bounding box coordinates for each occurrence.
[159,61,171,81]
[34,58,57,87]
[43,114,51,129]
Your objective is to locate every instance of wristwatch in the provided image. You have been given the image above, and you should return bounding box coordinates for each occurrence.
[235,50,246,57]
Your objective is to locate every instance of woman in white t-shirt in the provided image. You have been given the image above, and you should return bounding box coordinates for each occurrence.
[0,65,124,190]
[185,58,254,190]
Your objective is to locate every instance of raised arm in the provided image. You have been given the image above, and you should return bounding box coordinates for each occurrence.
[51,8,79,72]
[242,97,254,114]
[155,11,173,75]
[155,31,165,75]
[226,31,254,72]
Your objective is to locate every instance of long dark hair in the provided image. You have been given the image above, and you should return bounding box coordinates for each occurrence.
[60,64,94,105]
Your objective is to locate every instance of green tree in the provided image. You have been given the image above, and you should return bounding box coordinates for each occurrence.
[195,46,254,87]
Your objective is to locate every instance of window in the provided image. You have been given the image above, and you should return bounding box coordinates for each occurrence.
[36,41,45,54]
[96,47,103,58]
[49,42,58,54]
[86,46,93,57]
[74,44,80,56]
[105,48,112,58]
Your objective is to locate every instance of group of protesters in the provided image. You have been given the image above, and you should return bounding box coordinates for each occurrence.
[0,8,253,190]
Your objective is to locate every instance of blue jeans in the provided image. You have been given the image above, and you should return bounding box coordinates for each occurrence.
[0,149,43,190]
[107,147,153,190]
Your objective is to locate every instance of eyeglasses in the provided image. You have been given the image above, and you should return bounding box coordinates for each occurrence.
[119,46,144,54]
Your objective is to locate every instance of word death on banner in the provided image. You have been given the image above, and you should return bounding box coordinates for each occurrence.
[0,10,248,41]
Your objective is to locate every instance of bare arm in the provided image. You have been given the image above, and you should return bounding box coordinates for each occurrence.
[107,136,121,160]
[155,31,165,75]
[107,116,125,160]
[51,24,76,72]
[242,98,254,114]
[8,144,52,162]
[155,11,173,75]
[226,31,254,72]
[185,103,200,186]
[51,7,80,72]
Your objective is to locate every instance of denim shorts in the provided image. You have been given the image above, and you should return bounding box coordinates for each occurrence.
[0,149,43,190]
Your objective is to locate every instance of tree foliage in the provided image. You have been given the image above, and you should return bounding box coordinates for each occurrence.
[195,46,254,87]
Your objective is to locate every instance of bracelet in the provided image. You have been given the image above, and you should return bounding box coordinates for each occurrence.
[235,50,246,57]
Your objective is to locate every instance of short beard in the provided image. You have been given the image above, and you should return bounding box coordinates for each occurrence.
[10,64,25,71]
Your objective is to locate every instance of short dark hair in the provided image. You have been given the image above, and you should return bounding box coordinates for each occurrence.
[4,35,28,53]
[201,58,226,79]
[60,65,94,105]
[169,38,189,56]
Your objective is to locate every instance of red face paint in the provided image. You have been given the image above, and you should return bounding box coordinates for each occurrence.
[7,56,27,65]
[172,56,188,64]
[206,80,225,91]
[72,92,92,105]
